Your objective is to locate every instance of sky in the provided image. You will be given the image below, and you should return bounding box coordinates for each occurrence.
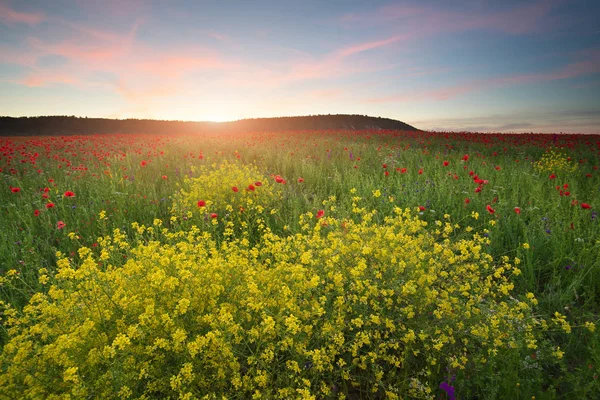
[1,0,599,133]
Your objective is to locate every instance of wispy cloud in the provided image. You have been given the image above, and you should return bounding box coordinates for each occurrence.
[364,53,600,104]
[339,0,564,37]
[0,2,45,26]
[410,108,600,133]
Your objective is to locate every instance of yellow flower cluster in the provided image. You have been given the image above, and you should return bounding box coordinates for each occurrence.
[0,207,552,398]
[533,149,578,174]
[172,160,281,222]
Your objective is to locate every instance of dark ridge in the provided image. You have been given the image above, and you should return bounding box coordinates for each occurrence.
[0,114,419,136]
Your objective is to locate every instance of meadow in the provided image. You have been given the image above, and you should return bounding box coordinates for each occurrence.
[0,130,598,399]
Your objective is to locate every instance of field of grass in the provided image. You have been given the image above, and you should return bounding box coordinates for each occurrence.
[0,130,599,399]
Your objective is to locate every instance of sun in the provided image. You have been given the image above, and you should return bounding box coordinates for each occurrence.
[204,114,233,122]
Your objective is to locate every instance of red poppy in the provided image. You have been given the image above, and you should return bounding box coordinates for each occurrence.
[382,163,387,169]
[254,181,262,186]
[443,161,449,167]
[10,187,20,193]
[140,160,147,167]
[275,175,285,183]
[475,187,482,193]
[419,205,426,211]
[495,166,501,171]
[581,203,592,209]
[42,193,49,199]
[64,191,75,197]
[514,207,521,214]
[297,177,304,183]
[162,175,168,180]
[210,213,218,219]
[384,171,389,177]
[418,169,423,175]
[34,210,40,216]
[46,203,55,209]
[486,205,495,214]
[464,198,471,204]
[57,221,66,229]
[43,187,49,192]
[197,200,206,207]
[316,209,325,219]
[549,174,556,179]
[247,184,256,191]
[462,154,469,161]
[232,186,239,192]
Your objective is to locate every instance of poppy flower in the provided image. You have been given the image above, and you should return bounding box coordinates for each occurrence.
[46,203,55,209]
[197,200,206,207]
[418,169,423,175]
[486,205,495,214]
[162,175,168,180]
[384,171,389,177]
[10,187,20,193]
[297,177,304,183]
[495,166,501,171]
[475,187,482,193]
[140,160,147,167]
[443,161,449,167]
[419,205,426,211]
[275,175,285,183]
[464,198,471,204]
[57,221,66,229]
[514,207,521,214]
[549,174,556,179]
[232,186,239,193]
[247,184,256,191]
[64,191,75,197]
[34,210,40,217]
[316,209,325,219]
[462,155,469,161]
[42,193,49,199]
[382,163,387,169]
[210,213,218,219]
[400,168,407,174]
[254,181,262,187]
[581,203,592,209]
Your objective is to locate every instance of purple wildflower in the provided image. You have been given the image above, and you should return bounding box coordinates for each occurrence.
[440,381,456,400]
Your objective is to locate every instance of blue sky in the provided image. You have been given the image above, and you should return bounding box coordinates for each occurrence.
[0,0,599,132]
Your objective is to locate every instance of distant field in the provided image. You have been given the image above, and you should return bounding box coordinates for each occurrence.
[1,130,599,399]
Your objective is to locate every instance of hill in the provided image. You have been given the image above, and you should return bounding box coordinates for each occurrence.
[0,115,419,136]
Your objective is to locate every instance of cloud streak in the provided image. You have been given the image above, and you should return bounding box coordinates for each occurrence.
[0,2,45,25]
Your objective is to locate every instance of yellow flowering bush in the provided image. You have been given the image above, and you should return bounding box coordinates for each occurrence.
[172,160,281,220]
[533,149,578,174]
[0,208,556,399]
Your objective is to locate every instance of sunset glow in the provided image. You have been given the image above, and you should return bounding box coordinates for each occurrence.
[0,0,599,132]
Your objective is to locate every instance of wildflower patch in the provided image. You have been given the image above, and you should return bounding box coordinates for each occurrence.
[0,209,557,398]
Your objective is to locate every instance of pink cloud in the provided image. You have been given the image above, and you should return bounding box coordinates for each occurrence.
[0,2,45,25]
[136,54,233,79]
[337,35,407,57]
[15,72,77,87]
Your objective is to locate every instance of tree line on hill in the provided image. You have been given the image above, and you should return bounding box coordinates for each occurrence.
[0,115,419,136]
